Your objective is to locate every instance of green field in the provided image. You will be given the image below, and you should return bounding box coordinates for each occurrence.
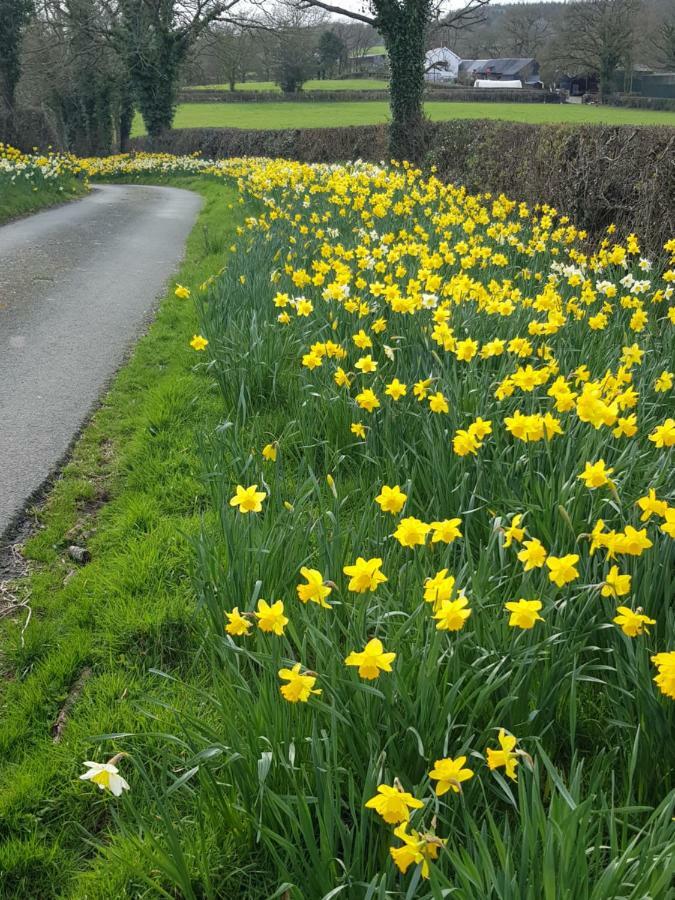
[188,79,390,92]
[132,100,675,135]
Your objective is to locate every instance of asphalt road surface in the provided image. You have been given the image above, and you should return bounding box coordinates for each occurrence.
[0,184,203,538]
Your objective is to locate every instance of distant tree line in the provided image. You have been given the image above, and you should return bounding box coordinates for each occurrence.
[1,0,673,158]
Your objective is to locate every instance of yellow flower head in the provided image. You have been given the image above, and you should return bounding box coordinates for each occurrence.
[343,557,387,593]
[601,565,631,598]
[393,516,430,548]
[651,652,675,700]
[365,783,423,824]
[433,595,471,632]
[546,554,580,588]
[429,756,474,796]
[225,606,252,636]
[296,567,332,609]
[278,663,321,703]
[517,539,547,571]
[229,484,266,514]
[486,728,519,780]
[389,823,444,879]
[345,638,396,680]
[613,606,656,638]
[255,599,288,635]
[505,598,544,630]
[190,334,208,351]
[385,378,407,400]
[502,514,525,548]
[578,459,615,489]
[375,484,407,515]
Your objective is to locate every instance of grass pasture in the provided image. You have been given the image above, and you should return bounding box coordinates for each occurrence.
[131,100,675,135]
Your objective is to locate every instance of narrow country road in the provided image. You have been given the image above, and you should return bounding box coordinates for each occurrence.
[0,184,203,538]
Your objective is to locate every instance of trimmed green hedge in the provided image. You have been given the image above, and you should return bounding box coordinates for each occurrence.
[129,120,674,253]
[610,95,675,112]
[177,88,555,105]
[0,108,62,151]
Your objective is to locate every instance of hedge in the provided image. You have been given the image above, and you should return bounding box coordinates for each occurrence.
[177,88,556,104]
[130,120,675,254]
[609,94,675,112]
[0,107,63,152]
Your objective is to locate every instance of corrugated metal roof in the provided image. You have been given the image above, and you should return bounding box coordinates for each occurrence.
[460,58,536,76]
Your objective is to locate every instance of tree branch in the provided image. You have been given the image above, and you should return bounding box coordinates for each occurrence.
[294,0,376,26]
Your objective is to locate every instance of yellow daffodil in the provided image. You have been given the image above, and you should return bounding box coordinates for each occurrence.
[375,485,407,514]
[345,638,396,680]
[505,598,544,629]
[255,599,288,635]
[429,756,474,795]
[343,557,387,593]
[296,567,332,609]
[229,484,266,513]
[278,663,321,702]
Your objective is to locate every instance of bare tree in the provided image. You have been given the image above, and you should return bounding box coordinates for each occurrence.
[652,16,675,69]
[188,24,255,90]
[558,0,640,101]
[502,4,553,58]
[288,0,491,159]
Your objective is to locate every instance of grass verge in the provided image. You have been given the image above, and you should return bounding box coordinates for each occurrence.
[0,180,89,225]
[0,177,262,898]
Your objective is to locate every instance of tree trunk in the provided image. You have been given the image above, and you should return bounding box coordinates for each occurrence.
[118,82,134,152]
[599,59,613,104]
[380,1,431,161]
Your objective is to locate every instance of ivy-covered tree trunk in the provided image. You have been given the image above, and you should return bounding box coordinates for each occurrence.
[119,1,188,142]
[132,64,181,140]
[374,0,432,162]
[0,0,34,111]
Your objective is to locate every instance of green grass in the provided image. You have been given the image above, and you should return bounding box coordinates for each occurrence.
[0,177,263,898]
[131,100,675,135]
[188,78,390,92]
[0,179,88,225]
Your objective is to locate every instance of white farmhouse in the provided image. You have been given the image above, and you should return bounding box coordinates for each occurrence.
[425,47,461,83]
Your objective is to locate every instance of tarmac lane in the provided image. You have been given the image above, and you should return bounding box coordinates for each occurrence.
[0,183,203,537]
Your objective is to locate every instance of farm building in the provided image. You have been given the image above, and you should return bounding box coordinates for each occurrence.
[459,58,542,87]
[425,47,462,82]
[615,69,675,99]
[349,45,388,73]
[557,73,600,97]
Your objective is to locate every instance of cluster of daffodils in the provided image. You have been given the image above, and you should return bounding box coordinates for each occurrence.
[366,728,530,878]
[210,158,672,697]
[87,154,673,884]
[0,143,86,191]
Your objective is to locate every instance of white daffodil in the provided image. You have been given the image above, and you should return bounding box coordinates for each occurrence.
[79,758,130,796]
